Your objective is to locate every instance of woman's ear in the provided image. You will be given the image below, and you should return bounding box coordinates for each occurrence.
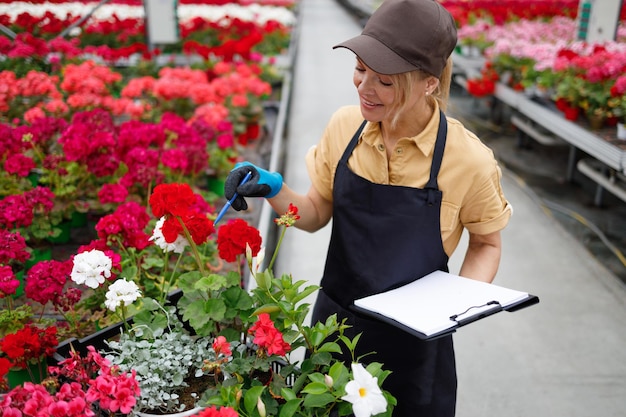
[426,76,440,93]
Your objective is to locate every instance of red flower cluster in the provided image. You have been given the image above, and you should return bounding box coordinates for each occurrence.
[0,324,58,369]
[216,218,262,263]
[249,313,291,356]
[58,109,120,178]
[466,62,498,98]
[193,405,239,417]
[441,0,580,26]
[213,335,232,357]
[95,201,152,251]
[149,183,215,245]
[274,203,300,227]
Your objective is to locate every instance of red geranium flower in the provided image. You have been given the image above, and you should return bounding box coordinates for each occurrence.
[149,183,197,218]
[249,313,291,356]
[1,324,58,369]
[216,218,262,263]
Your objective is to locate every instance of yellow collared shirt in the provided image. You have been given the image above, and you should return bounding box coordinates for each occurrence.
[305,104,512,257]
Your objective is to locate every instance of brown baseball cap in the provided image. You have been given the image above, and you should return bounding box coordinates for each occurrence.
[334,0,457,77]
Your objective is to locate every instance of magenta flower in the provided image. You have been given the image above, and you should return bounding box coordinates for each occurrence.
[4,153,36,177]
[25,259,72,306]
[0,229,30,264]
[98,183,129,205]
[0,265,20,297]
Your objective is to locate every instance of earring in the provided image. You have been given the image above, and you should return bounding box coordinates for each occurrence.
[425,91,430,96]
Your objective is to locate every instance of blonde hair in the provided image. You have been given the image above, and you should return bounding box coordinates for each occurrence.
[387,57,453,129]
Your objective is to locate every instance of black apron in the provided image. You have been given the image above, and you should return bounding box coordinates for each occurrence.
[311,111,457,417]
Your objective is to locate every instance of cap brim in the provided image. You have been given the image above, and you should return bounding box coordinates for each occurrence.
[333,34,418,75]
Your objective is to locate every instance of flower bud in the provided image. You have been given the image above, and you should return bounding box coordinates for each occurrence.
[257,397,266,417]
[324,374,334,388]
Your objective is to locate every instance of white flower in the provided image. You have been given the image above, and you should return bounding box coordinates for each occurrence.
[246,243,265,273]
[341,363,388,417]
[256,397,266,417]
[105,278,142,311]
[150,217,188,253]
[70,249,113,289]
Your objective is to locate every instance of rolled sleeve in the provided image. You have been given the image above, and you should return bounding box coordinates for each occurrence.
[464,202,513,235]
[461,163,513,235]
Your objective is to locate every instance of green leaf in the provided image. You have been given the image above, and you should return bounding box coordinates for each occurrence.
[310,329,325,347]
[203,298,227,321]
[244,386,265,414]
[120,264,138,281]
[141,256,164,269]
[254,270,272,291]
[278,399,303,417]
[223,270,242,287]
[310,351,332,366]
[302,392,336,408]
[177,271,202,292]
[307,373,325,384]
[365,362,383,377]
[222,286,254,311]
[318,341,342,354]
[290,285,320,304]
[328,361,350,389]
[280,387,297,402]
[252,304,281,316]
[301,381,329,395]
[195,274,229,291]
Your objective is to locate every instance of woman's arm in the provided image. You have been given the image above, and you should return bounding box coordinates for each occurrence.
[458,230,502,283]
[268,184,333,233]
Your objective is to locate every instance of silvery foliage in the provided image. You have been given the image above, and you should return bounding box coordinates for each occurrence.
[105,306,213,413]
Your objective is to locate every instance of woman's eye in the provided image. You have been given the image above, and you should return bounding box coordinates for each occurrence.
[355,66,365,72]
[380,79,393,87]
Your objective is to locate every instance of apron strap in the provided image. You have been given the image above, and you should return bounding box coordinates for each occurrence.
[341,113,447,202]
[340,120,367,165]
[425,110,448,191]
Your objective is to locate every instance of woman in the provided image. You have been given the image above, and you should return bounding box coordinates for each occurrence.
[225,0,512,415]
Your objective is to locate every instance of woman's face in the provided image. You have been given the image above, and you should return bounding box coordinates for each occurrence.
[352,59,426,125]
[353,59,396,123]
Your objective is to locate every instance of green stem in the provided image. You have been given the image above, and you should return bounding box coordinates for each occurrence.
[161,252,184,305]
[121,305,129,332]
[267,226,286,272]
[176,216,206,276]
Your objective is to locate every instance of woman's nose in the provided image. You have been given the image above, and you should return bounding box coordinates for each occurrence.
[356,72,374,92]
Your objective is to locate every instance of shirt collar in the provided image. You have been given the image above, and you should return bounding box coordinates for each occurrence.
[360,102,441,157]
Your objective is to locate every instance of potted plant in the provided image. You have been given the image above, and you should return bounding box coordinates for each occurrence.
[71,182,397,417]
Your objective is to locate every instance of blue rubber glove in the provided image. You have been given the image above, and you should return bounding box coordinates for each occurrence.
[224,162,283,211]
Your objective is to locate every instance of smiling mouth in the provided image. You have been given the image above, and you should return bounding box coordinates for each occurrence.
[361,97,379,107]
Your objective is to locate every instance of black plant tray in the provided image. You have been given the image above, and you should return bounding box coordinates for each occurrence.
[51,290,184,365]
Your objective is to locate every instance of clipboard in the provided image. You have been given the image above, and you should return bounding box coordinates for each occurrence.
[350,270,540,341]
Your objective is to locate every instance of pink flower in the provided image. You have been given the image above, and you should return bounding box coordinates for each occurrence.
[24,106,46,124]
[98,183,129,205]
[25,259,72,306]
[194,406,239,417]
[4,153,36,177]
[213,335,232,357]
[161,148,189,171]
[0,265,20,297]
[0,229,30,264]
